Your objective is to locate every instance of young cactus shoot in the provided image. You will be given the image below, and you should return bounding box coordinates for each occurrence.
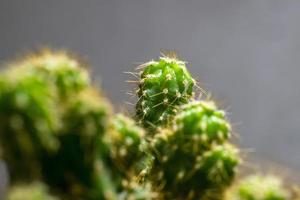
[135,55,195,130]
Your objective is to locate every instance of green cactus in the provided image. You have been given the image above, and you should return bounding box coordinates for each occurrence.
[135,55,195,130]
[146,100,240,200]
[0,64,59,182]
[227,175,290,200]
[2,49,299,200]
[107,114,146,183]
[41,88,112,200]
[173,101,230,145]
[16,50,90,98]
[5,182,59,200]
[0,50,115,200]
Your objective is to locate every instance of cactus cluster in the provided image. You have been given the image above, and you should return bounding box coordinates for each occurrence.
[0,50,299,200]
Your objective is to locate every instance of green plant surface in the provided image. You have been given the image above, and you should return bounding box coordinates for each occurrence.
[0,67,59,182]
[108,114,145,182]
[227,175,290,200]
[10,50,90,98]
[1,50,299,200]
[173,101,230,146]
[41,89,113,200]
[0,50,115,200]
[146,100,240,200]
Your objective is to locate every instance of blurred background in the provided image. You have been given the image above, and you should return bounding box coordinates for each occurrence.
[0,0,299,191]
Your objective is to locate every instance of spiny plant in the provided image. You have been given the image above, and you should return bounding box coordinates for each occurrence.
[226,174,290,200]
[106,114,146,186]
[0,58,60,182]
[41,88,112,200]
[0,50,114,200]
[135,55,195,130]
[146,100,240,200]
[5,182,59,200]
[18,50,90,98]
[104,114,160,200]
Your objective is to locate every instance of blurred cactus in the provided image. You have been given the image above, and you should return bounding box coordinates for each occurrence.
[17,50,90,98]
[146,100,240,199]
[41,88,112,200]
[135,55,194,130]
[0,50,114,200]
[226,175,290,200]
[107,114,145,185]
[173,101,230,145]
[5,182,59,200]
[0,59,60,182]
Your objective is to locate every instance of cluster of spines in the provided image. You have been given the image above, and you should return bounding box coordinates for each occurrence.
[135,55,195,130]
[146,100,240,199]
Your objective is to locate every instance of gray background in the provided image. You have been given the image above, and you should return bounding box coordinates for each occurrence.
[0,0,300,191]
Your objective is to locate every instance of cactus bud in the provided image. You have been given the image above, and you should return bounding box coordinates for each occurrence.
[135,56,194,130]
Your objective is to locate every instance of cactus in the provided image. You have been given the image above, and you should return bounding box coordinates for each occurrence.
[106,114,146,185]
[1,50,299,200]
[101,113,162,200]
[16,50,90,98]
[0,50,114,200]
[5,182,59,200]
[135,55,195,130]
[146,100,240,200]
[0,63,59,182]
[41,88,112,200]
[0,50,91,182]
[173,101,230,145]
[226,175,290,200]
